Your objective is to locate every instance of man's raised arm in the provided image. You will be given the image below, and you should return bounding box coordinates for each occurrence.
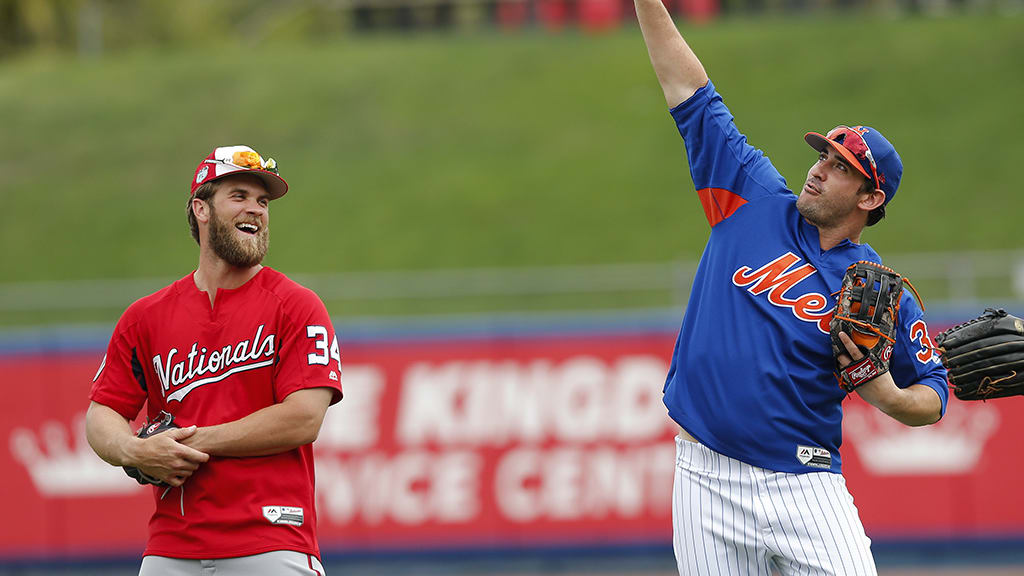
[635,0,709,108]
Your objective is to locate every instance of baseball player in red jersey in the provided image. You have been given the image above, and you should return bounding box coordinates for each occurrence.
[86,145,342,575]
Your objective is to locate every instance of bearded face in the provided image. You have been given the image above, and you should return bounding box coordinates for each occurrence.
[206,199,269,268]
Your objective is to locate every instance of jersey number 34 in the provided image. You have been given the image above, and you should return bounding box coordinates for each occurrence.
[306,325,342,371]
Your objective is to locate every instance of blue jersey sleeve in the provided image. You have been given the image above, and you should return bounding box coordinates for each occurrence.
[670,81,791,228]
[888,290,950,417]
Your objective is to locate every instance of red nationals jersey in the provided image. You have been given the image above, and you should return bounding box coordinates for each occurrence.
[89,267,343,560]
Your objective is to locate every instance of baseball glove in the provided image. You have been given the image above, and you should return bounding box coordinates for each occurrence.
[830,261,916,393]
[936,308,1024,401]
[123,410,178,486]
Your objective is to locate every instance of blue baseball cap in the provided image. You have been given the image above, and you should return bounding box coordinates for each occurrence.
[804,125,903,206]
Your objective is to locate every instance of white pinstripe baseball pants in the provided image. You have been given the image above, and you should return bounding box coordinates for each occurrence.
[672,436,877,576]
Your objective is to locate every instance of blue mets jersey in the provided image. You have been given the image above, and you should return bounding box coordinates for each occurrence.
[663,82,949,474]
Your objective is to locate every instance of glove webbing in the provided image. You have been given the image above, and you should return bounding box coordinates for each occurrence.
[833,261,921,346]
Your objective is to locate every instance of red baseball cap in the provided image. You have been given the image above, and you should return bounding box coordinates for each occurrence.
[190,145,288,199]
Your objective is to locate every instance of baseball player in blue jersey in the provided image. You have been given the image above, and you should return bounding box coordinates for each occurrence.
[634,1,949,574]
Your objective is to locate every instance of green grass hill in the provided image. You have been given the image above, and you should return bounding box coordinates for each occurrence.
[1,13,1022,323]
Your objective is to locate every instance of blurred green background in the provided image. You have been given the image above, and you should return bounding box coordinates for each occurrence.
[2,2,1023,574]
[1,0,1022,327]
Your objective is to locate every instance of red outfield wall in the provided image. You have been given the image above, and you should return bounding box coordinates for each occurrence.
[2,325,1022,559]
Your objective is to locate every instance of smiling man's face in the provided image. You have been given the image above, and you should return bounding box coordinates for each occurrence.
[205,174,270,268]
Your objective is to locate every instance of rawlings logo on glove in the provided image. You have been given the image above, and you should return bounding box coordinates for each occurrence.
[846,358,882,383]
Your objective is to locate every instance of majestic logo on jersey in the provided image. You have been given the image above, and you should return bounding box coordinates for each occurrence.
[796,445,832,469]
[732,252,833,334]
[153,324,276,402]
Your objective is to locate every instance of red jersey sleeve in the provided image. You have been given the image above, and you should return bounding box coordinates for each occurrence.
[89,307,148,420]
[273,287,343,405]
